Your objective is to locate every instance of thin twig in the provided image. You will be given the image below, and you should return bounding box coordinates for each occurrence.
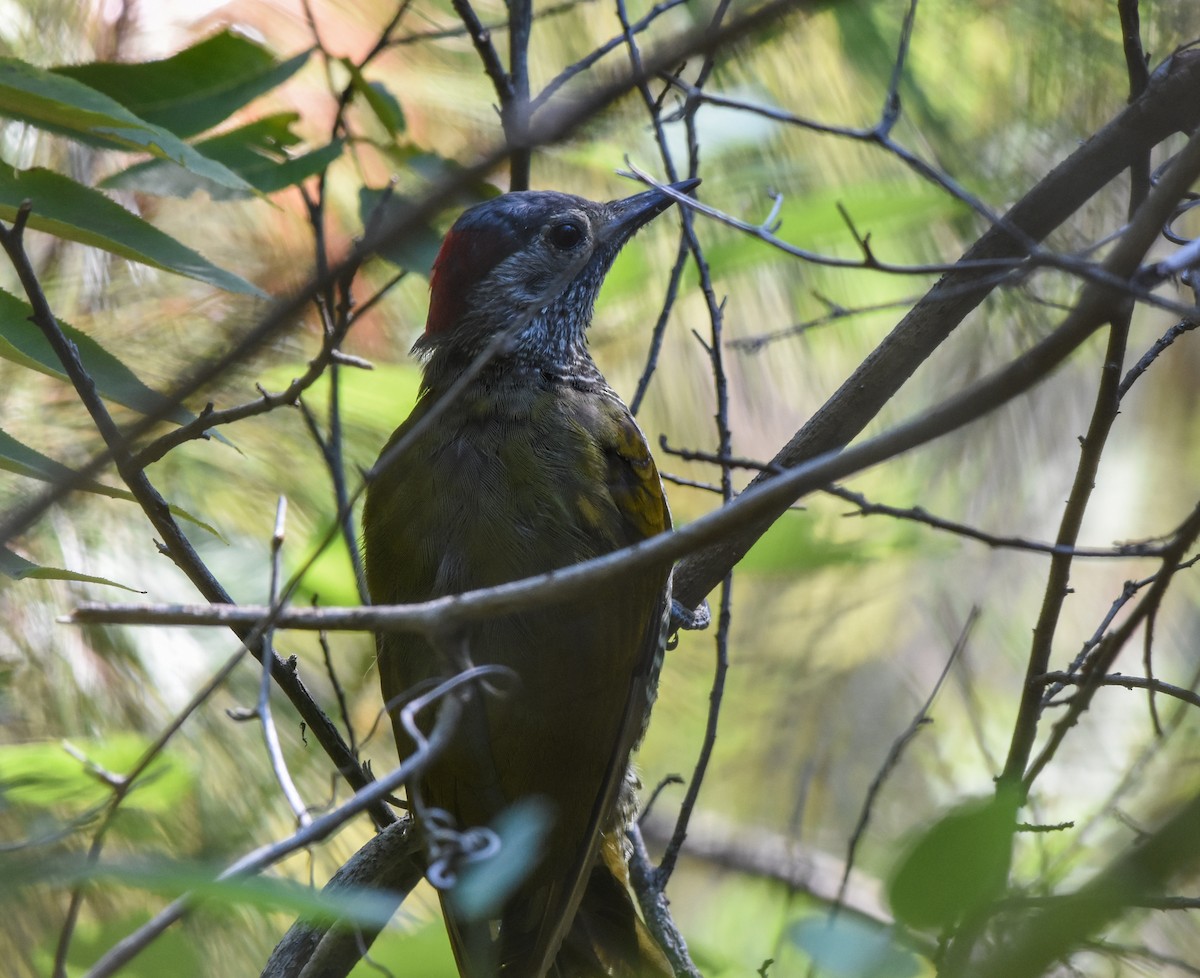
[625,162,1197,319]
[1118,318,1198,398]
[729,294,922,352]
[659,439,1171,559]
[450,0,513,111]
[389,0,593,47]
[0,202,389,830]
[834,607,976,914]
[829,484,1169,559]
[1038,671,1200,710]
[998,33,1153,788]
[531,0,688,112]
[1024,503,1200,787]
[82,672,477,978]
[319,624,358,758]
[49,648,248,978]
[260,496,312,828]
[1,0,804,553]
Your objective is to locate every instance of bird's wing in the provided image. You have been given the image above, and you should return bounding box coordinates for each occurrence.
[521,398,672,978]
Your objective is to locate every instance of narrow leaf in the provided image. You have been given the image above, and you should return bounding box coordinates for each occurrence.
[0,428,131,496]
[0,167,266,296]
[57,30,311,139]
[0,429,221,536]
[0,546,141,591]
[104,113,344,199]
[0,57,251,192]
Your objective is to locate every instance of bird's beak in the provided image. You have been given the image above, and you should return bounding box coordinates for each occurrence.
[603,178,701,244]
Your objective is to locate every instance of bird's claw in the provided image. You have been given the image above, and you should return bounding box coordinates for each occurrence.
[667,598,711,648]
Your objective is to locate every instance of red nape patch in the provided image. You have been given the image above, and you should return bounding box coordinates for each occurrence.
[425,227,512,336]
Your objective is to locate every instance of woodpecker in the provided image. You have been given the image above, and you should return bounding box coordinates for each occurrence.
[363,180,697,978]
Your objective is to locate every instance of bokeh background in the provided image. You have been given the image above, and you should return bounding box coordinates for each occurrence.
[3,0,1200,975]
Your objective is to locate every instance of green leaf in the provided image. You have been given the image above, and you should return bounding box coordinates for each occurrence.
[0,57,251,192]
[0,546,141,591]
[55,29,311,139]
[0,735,184,810]
[362,80,406,137]
[359,185,443,275]
[104,113,344,200]
[3,854,398,929]
[0,167,267,296]
[85,862,399,927]
[0,287,197,422]
[291,528,360,607]
[0,429,221,536]
[0,427,133,499]
[341,60,405,137]
[887,786,1020,931]
[791,915,921,978]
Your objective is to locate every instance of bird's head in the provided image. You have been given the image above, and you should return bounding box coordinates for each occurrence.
[416,179,699,374]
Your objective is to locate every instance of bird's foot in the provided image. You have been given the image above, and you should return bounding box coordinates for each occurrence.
[668,599,711,648]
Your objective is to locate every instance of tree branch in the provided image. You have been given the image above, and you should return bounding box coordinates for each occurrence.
[669,46,1200,615]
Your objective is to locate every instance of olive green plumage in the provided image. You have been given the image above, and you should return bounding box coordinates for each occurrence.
[362,184,695,978]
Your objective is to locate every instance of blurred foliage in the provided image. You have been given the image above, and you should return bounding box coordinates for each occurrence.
[1,0,1199,976]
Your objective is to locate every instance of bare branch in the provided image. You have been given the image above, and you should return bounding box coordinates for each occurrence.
[968,782,1200,978]
[1038,672,1200,711]
[670,47,1200,614]
[260,497,312,828]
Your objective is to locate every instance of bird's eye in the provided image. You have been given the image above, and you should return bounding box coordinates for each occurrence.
[547,221,584,250]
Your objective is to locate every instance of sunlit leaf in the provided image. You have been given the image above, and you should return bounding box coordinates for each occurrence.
[740,511,873,575]
[0,735,188,810]
[291,528,361,607]
[0,57,250,192]
[0,546,141,591]
[56,29,311,139]
[104,113,344,199]
[791,914,922,978]
[887,787,1020,931]
[0,167,267,296]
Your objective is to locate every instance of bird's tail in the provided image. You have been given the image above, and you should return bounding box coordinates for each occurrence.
[548,831,674,978]
[442,830,673,978]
